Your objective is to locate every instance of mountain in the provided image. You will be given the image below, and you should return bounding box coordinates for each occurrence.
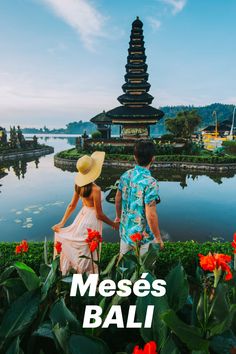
[21,103,235,136]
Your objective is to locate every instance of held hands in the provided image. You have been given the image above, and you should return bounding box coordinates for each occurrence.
[113,221,120,230]
[113,217,120,230]
[52,222,64,233]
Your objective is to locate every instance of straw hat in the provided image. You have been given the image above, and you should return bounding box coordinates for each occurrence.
[75,151,105,187]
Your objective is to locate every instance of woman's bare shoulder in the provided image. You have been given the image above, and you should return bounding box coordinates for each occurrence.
[92,184,101,193]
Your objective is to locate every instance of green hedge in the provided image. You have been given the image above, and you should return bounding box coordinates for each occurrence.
[0,241,233,277]
[56,149,236,164]
[223,140,236,155]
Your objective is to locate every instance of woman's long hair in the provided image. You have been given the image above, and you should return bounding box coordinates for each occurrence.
[75,183,93,198]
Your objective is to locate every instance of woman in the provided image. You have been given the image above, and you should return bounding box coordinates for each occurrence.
[52,151,118,275]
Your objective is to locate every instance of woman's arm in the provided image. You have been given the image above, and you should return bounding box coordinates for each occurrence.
[52,190,80,232]
[93,187,118,229]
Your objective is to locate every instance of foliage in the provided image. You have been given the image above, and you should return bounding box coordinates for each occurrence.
[223,141,236,155]
[91,131,102,139]
[0,241,233,278]
[56,149,236,165]
[1,237,236,353]
[165,111,202,138]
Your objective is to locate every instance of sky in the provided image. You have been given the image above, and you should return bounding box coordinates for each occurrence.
[0,0,235,128]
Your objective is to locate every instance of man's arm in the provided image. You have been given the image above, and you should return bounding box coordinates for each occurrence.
[115,189,122,221]
[145,201,164,249]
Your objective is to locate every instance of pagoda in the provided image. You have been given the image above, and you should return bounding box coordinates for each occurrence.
[107,16,164,139]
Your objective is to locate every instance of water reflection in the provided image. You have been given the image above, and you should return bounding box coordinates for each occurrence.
[1,136,236,243]
[0,157,40,182]
[55,163,236,203]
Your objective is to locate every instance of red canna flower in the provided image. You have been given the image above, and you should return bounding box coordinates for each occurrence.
[133,341,158,354]
[15,240,29,254]
[130,232,143,243]
[231,233,236,254]
[85,229,102,253]
[55,241,62,254]
[15,244,23,254]
[225,271,233,281]
[198,252,232,283]
[89,240,99,252]
[198,253,216,272]
[21,240,29,253]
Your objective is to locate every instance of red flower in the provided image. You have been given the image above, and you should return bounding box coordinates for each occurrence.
[198,252,232,282]
[15,240,29,254]
[133,341,158,354]
[15,245,23,254]
[21,240,29,252]
[231,233,236,254]
[55,241,62,254]
[85,229,102,253]
[225,271,233,281]
[89,240,99,252]
[130,232,143,243]
[198,253,216,272]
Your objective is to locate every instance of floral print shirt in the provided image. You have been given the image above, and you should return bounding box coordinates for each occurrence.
[118,165,160,245]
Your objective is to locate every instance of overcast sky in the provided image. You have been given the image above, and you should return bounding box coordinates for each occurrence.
[0,0,235,128]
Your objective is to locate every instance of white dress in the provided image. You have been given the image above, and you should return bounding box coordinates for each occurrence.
[54,195,103,275]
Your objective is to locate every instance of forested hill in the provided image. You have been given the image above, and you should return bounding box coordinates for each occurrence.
[21,103,234,135]
[160,103,234,126]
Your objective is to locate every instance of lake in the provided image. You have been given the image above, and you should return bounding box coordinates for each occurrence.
[0,135,235,243]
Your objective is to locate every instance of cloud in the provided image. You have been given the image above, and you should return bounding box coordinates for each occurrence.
[40,0,107,50]
[147,17,161,31]
[159,0,187,14]
[47,41,67,54]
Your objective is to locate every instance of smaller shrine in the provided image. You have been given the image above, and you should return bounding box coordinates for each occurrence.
[90,111,112,139]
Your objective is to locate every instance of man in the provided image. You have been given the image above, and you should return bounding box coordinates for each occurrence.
[115,140,164,256]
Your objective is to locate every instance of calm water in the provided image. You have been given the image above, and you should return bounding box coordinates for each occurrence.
[0,136,235,243]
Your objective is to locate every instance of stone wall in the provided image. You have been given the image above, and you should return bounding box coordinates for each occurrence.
[54,155,236,172]
[0,146,54,162]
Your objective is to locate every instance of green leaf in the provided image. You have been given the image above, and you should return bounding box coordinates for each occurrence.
[2,278,27,305]
[39,263,51,282]
[101,253,119,276]
[141,243,160,272]
[50,298,82,333]
[209,305,236,337]
[161,335,181,354]
[53,323,70,354]
[5,336,23,354]
[161,309,209,352]
[33,322,54,339]
[136,273,169,349]
[0,266,15,284]
[0,290,40,346]
[68,334,112,354]
[14,261,40,291]
[41,257,59,300]
[210,330,236,354]
[165,263,189,311]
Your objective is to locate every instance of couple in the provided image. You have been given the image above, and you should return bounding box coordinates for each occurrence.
[53,140,164,275]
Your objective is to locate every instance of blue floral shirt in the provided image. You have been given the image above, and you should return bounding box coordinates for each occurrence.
[118,165,160,245]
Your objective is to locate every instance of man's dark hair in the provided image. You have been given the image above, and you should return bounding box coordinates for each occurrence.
[134,140,156,166]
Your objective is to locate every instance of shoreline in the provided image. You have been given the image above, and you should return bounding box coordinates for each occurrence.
[54,154,236,172]
[0,146,54,162]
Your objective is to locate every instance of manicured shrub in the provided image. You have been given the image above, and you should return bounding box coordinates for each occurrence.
[56,149,236,164]
[0,241,233,277]
[91,131,102,139]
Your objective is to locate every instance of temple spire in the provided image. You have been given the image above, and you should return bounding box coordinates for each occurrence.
[118,16,153,107]
[106,17,164,139]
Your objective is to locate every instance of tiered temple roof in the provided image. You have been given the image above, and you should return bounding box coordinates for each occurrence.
[107,16,164,123]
